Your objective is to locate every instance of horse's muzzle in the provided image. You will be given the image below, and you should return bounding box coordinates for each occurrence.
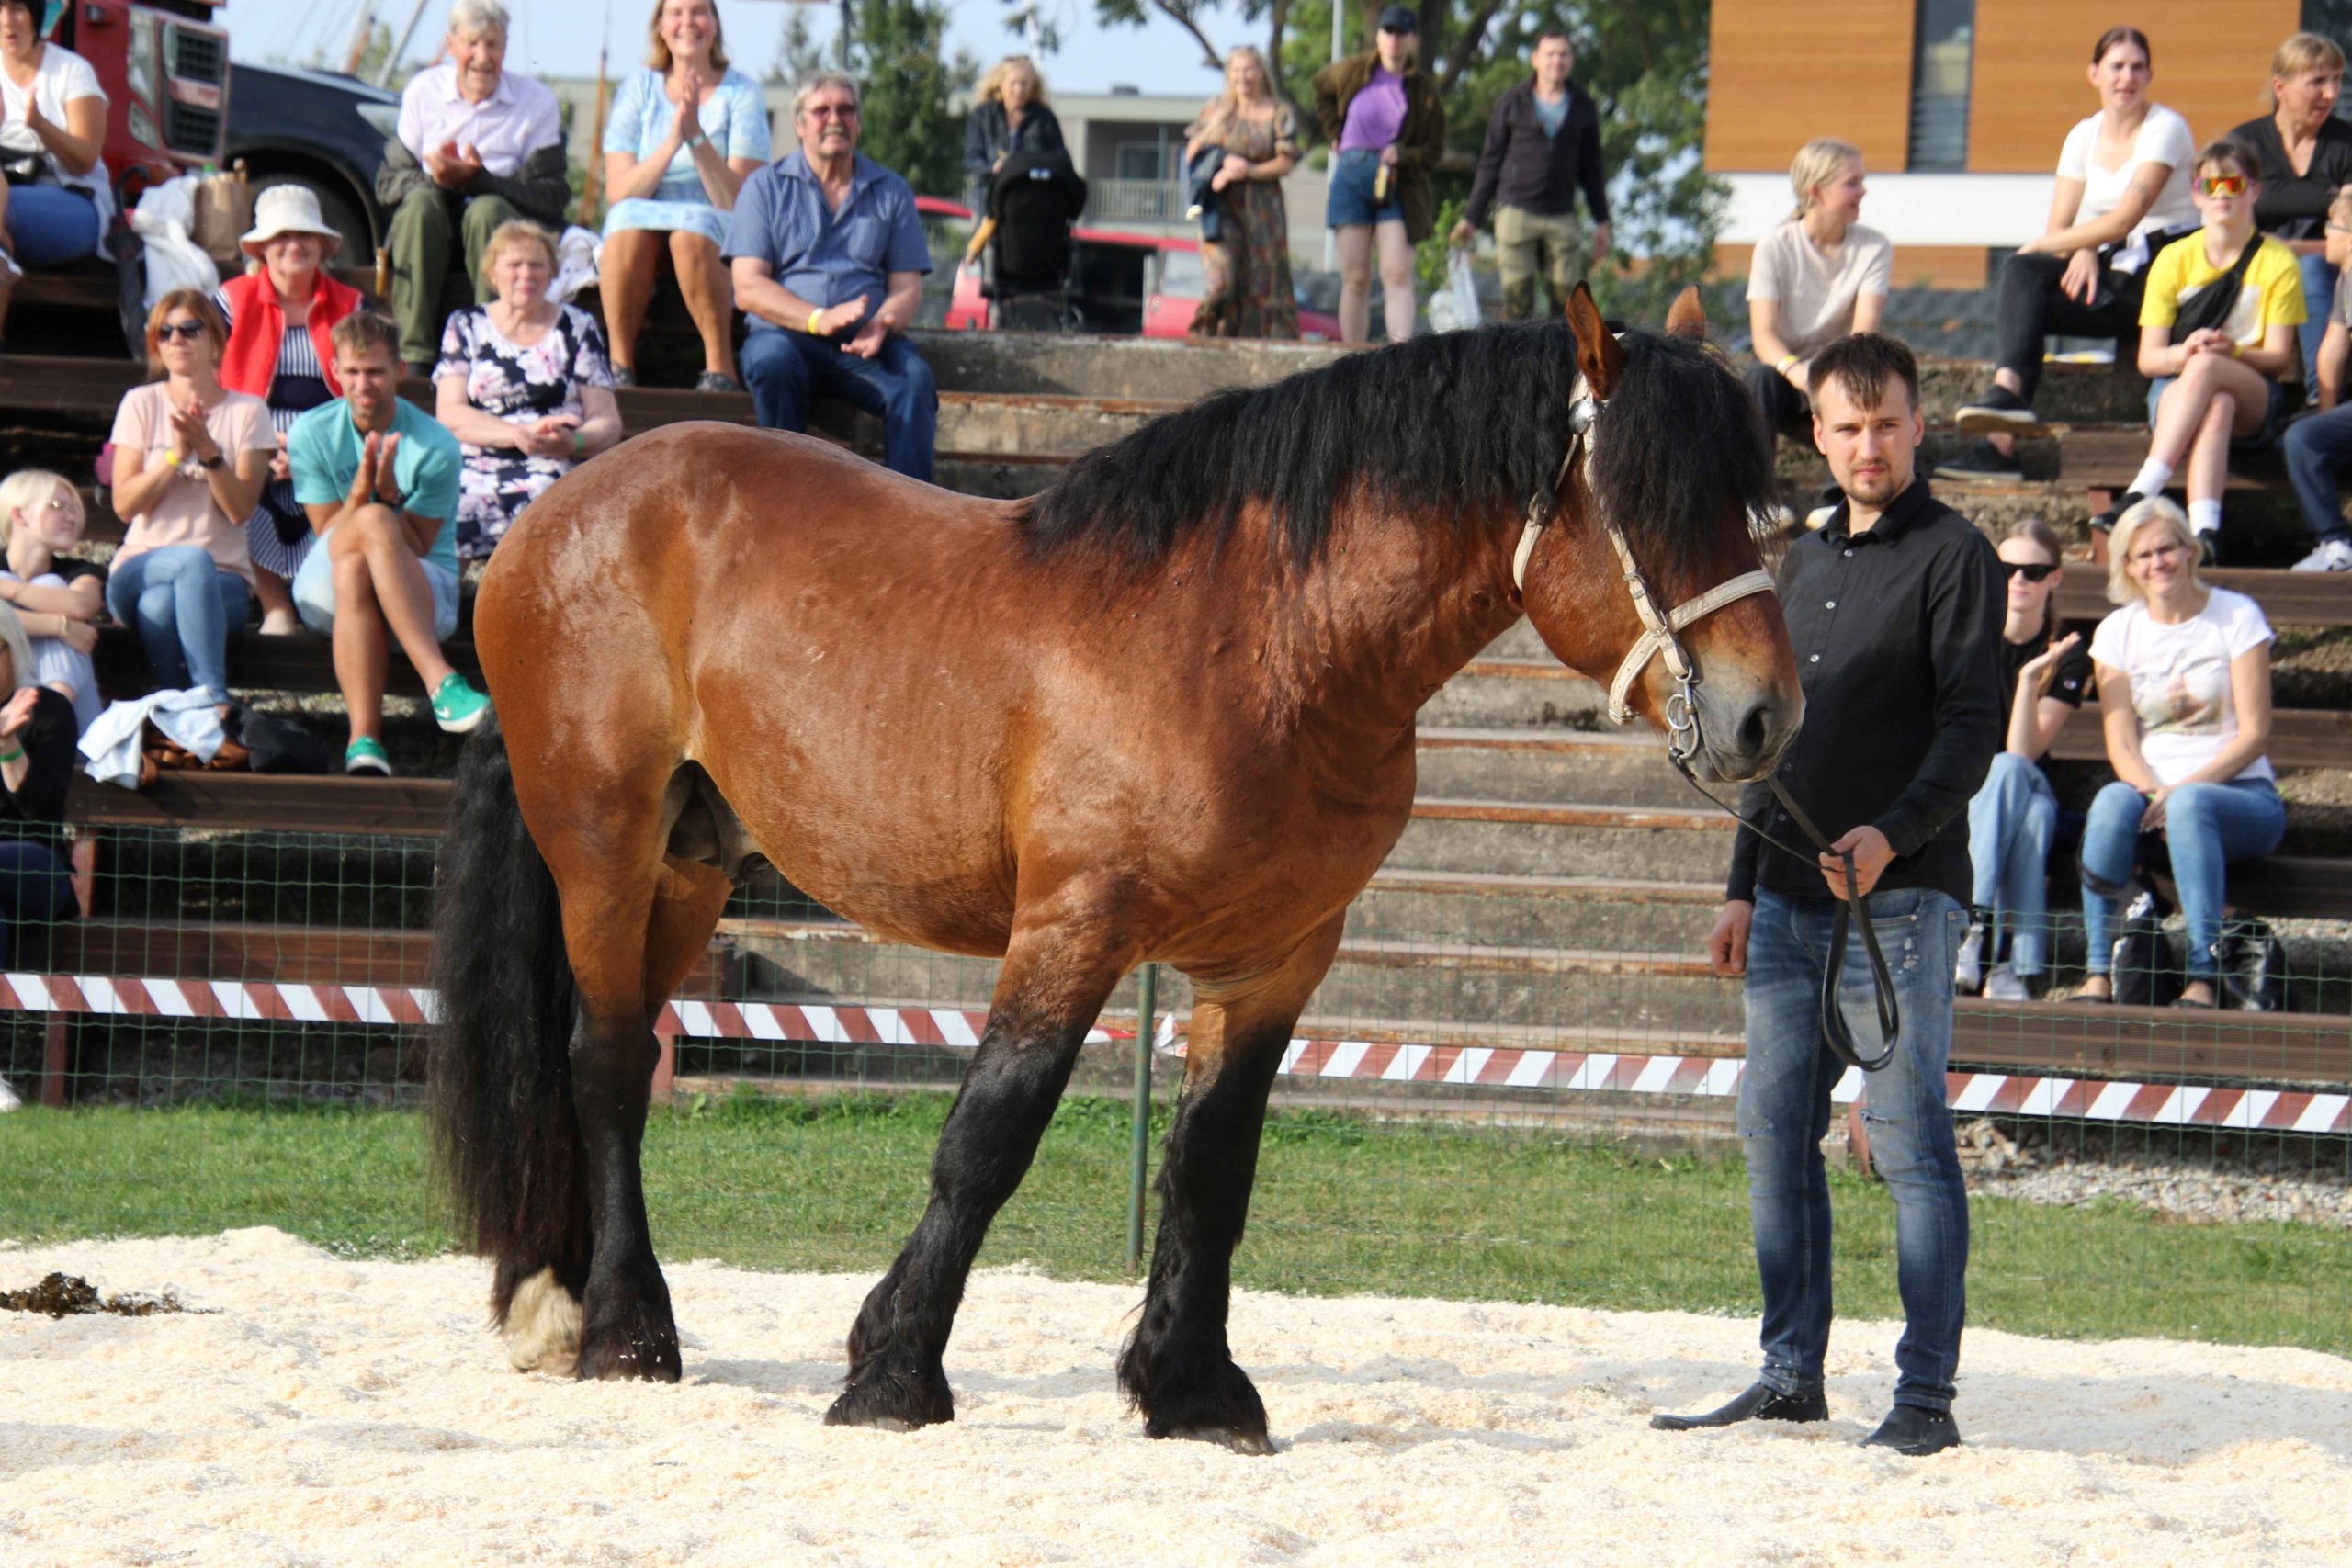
[1690,684,1804,785]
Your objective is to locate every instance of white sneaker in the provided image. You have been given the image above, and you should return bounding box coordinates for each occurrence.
[258,608,301,637]
[1984,964,2033,1002]
[1953,921,1984,993]
[2290,537,2352,572]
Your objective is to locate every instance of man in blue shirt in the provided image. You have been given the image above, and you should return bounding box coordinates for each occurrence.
[288,311,490,775]
[724,71,938,481]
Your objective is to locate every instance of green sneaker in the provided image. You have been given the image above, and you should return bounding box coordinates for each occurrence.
[431,673,491,734]
[344,738,392,776]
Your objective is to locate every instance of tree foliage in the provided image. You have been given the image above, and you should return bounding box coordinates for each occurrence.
[845,0,978,199]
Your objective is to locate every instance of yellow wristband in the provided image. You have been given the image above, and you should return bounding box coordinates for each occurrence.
[807,308,824,334]
[1776,354,1798,374]
[2228,340,2243,358]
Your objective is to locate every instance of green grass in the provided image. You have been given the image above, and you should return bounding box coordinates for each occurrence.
[3,1094,2346,1354]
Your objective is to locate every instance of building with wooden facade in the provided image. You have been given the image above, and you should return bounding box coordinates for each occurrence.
[1704,2,2335,287]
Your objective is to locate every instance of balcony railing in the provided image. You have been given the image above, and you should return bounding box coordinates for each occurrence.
[1084,178,1190,224]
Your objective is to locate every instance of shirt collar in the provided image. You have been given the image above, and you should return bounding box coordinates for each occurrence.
[1820,475,1936,547]
[438,64,515,108]
[778,150,881,198]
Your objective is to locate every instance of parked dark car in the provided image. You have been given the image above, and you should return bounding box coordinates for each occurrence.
[222,62,395,258]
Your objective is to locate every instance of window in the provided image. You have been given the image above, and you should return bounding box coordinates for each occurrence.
[1907,0,1976,172]
[1115,141,1165,182]
[2298,4,2352,119]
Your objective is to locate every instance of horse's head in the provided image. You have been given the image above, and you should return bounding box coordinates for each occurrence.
[1514,285,1803,785]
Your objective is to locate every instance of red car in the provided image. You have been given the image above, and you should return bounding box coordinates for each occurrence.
[921,197,1338,340]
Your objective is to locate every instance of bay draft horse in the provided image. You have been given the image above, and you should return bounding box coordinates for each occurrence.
[426,284,1802,1451]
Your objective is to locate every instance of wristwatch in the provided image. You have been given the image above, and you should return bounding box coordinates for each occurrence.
[198,451,224,470]
[684,128,709,150]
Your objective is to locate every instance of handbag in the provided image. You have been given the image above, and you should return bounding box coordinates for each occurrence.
[1,152,50,186]
[2110,887,2181,1008]
[2163,231,2265,343]
[2214,914,2287,1012]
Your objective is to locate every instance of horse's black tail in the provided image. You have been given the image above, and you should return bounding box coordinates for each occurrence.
[425,712,591,1322]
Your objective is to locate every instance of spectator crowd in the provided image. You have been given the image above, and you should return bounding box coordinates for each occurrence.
[0,1,2329,998]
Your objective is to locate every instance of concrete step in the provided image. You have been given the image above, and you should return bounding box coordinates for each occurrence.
[1389,798,1736,882]
[1350,868,1718,949]
[1420,659,1608,729]
[726,919,1740,1036]
[910,329,1349,401]
[1414,728,1684,805]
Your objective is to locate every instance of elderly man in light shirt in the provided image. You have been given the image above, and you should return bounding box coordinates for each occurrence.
[376,0,570,372]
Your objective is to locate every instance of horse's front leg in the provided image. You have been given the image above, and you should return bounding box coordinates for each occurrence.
[826,929,1127,1430]
[1117,914,1347,1453]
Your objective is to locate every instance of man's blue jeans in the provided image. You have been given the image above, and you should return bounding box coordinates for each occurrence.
[740,327,938,482]
[2079,777,2286,980]
[103,546,252,705]
[1966,751,2059,977]
[1743,886,1970,1414]
[2282,401,2352,547]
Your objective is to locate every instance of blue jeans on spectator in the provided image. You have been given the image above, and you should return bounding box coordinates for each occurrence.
[1967,751,2059,977]
[2079,776,2286,980]
[0,839,78,963]
[2282,401,2352,547]
[2299,251,2336,393]
[3,185,99,267]
[1742,886,1970,1414]
[104,546,251,705]
[740,328,938,482]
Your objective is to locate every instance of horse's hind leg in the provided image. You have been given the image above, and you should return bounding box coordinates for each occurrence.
[827,924,1130,1430]
[503,856,735,1377]
[1118,913,1347,1453]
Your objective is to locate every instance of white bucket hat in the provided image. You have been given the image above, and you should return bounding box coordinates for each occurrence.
[240,184,345,259]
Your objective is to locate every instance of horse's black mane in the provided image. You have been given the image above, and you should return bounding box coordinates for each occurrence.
[1017,319,1774,582]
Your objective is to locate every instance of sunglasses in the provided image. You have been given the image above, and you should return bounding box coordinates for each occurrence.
[2000,560,2058,583]
[2197,174,2248,198]
[803,103,858,120]
[155,321,209,342]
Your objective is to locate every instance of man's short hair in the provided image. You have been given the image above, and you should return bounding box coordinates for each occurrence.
[1808,333,1919,414]
[794,71,861,118]
[1532,28,1573,51]
[447,0,508,39]
[330,310,402,366]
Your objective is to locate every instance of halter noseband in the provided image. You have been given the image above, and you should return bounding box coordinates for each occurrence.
[1510,372,1777,759]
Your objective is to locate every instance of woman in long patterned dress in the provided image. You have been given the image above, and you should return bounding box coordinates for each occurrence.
[434,221,621,560]
[1184,48,1300,340]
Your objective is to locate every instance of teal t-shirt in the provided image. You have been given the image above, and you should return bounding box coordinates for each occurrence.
[288,397,463,578]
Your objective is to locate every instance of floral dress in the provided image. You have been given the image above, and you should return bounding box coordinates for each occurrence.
[1189,103,1301,340]
[435,302,615,560]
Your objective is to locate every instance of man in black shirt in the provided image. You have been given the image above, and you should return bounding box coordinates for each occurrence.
[1651,333,2003,1457]
[1449,31,1610,319]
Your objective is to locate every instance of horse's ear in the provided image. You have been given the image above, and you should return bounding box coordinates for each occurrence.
[1664,286,1708,341]
[1566,281,1623,397]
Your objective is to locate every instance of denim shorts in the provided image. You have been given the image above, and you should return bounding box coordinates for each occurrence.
[291,521,460,641]
[2145,373,2290,450]
[1326,147,1403,229]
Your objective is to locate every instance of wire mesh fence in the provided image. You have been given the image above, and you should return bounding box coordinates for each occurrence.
[0,820,2345,1354]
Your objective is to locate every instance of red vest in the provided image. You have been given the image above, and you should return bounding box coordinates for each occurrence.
[217,269,364,400]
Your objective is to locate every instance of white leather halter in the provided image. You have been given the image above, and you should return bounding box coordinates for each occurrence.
[1510,370,1777,754]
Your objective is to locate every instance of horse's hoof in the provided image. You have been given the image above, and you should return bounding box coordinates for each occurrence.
[824,1352,955,1431]
[1152,1421,1278,1456]
[573,1305,683,1382]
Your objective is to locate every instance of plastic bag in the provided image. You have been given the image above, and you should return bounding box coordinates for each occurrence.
[548,224,603,306]
[1428,249,1482,333]
[130,175,220,308]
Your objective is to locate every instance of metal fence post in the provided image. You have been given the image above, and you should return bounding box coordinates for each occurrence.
[1126,961,1159,1272]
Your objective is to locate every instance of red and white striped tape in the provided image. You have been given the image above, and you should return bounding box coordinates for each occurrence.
[6,972,2344,1134]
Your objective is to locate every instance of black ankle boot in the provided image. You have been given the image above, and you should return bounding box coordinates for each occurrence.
[1650,1381,1828,1431]
[1861,1404,1962,1455]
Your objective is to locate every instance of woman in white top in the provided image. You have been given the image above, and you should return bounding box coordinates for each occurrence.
[2074,497,2285,1008]
[1947,26,2199,480]
[1745,137,1892,443]
[0,0,110,339]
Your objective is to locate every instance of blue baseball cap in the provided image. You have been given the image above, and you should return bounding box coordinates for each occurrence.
[1377,5,1418,33]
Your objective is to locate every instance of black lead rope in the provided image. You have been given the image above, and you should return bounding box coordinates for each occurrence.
[1666,756,1902,1074]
